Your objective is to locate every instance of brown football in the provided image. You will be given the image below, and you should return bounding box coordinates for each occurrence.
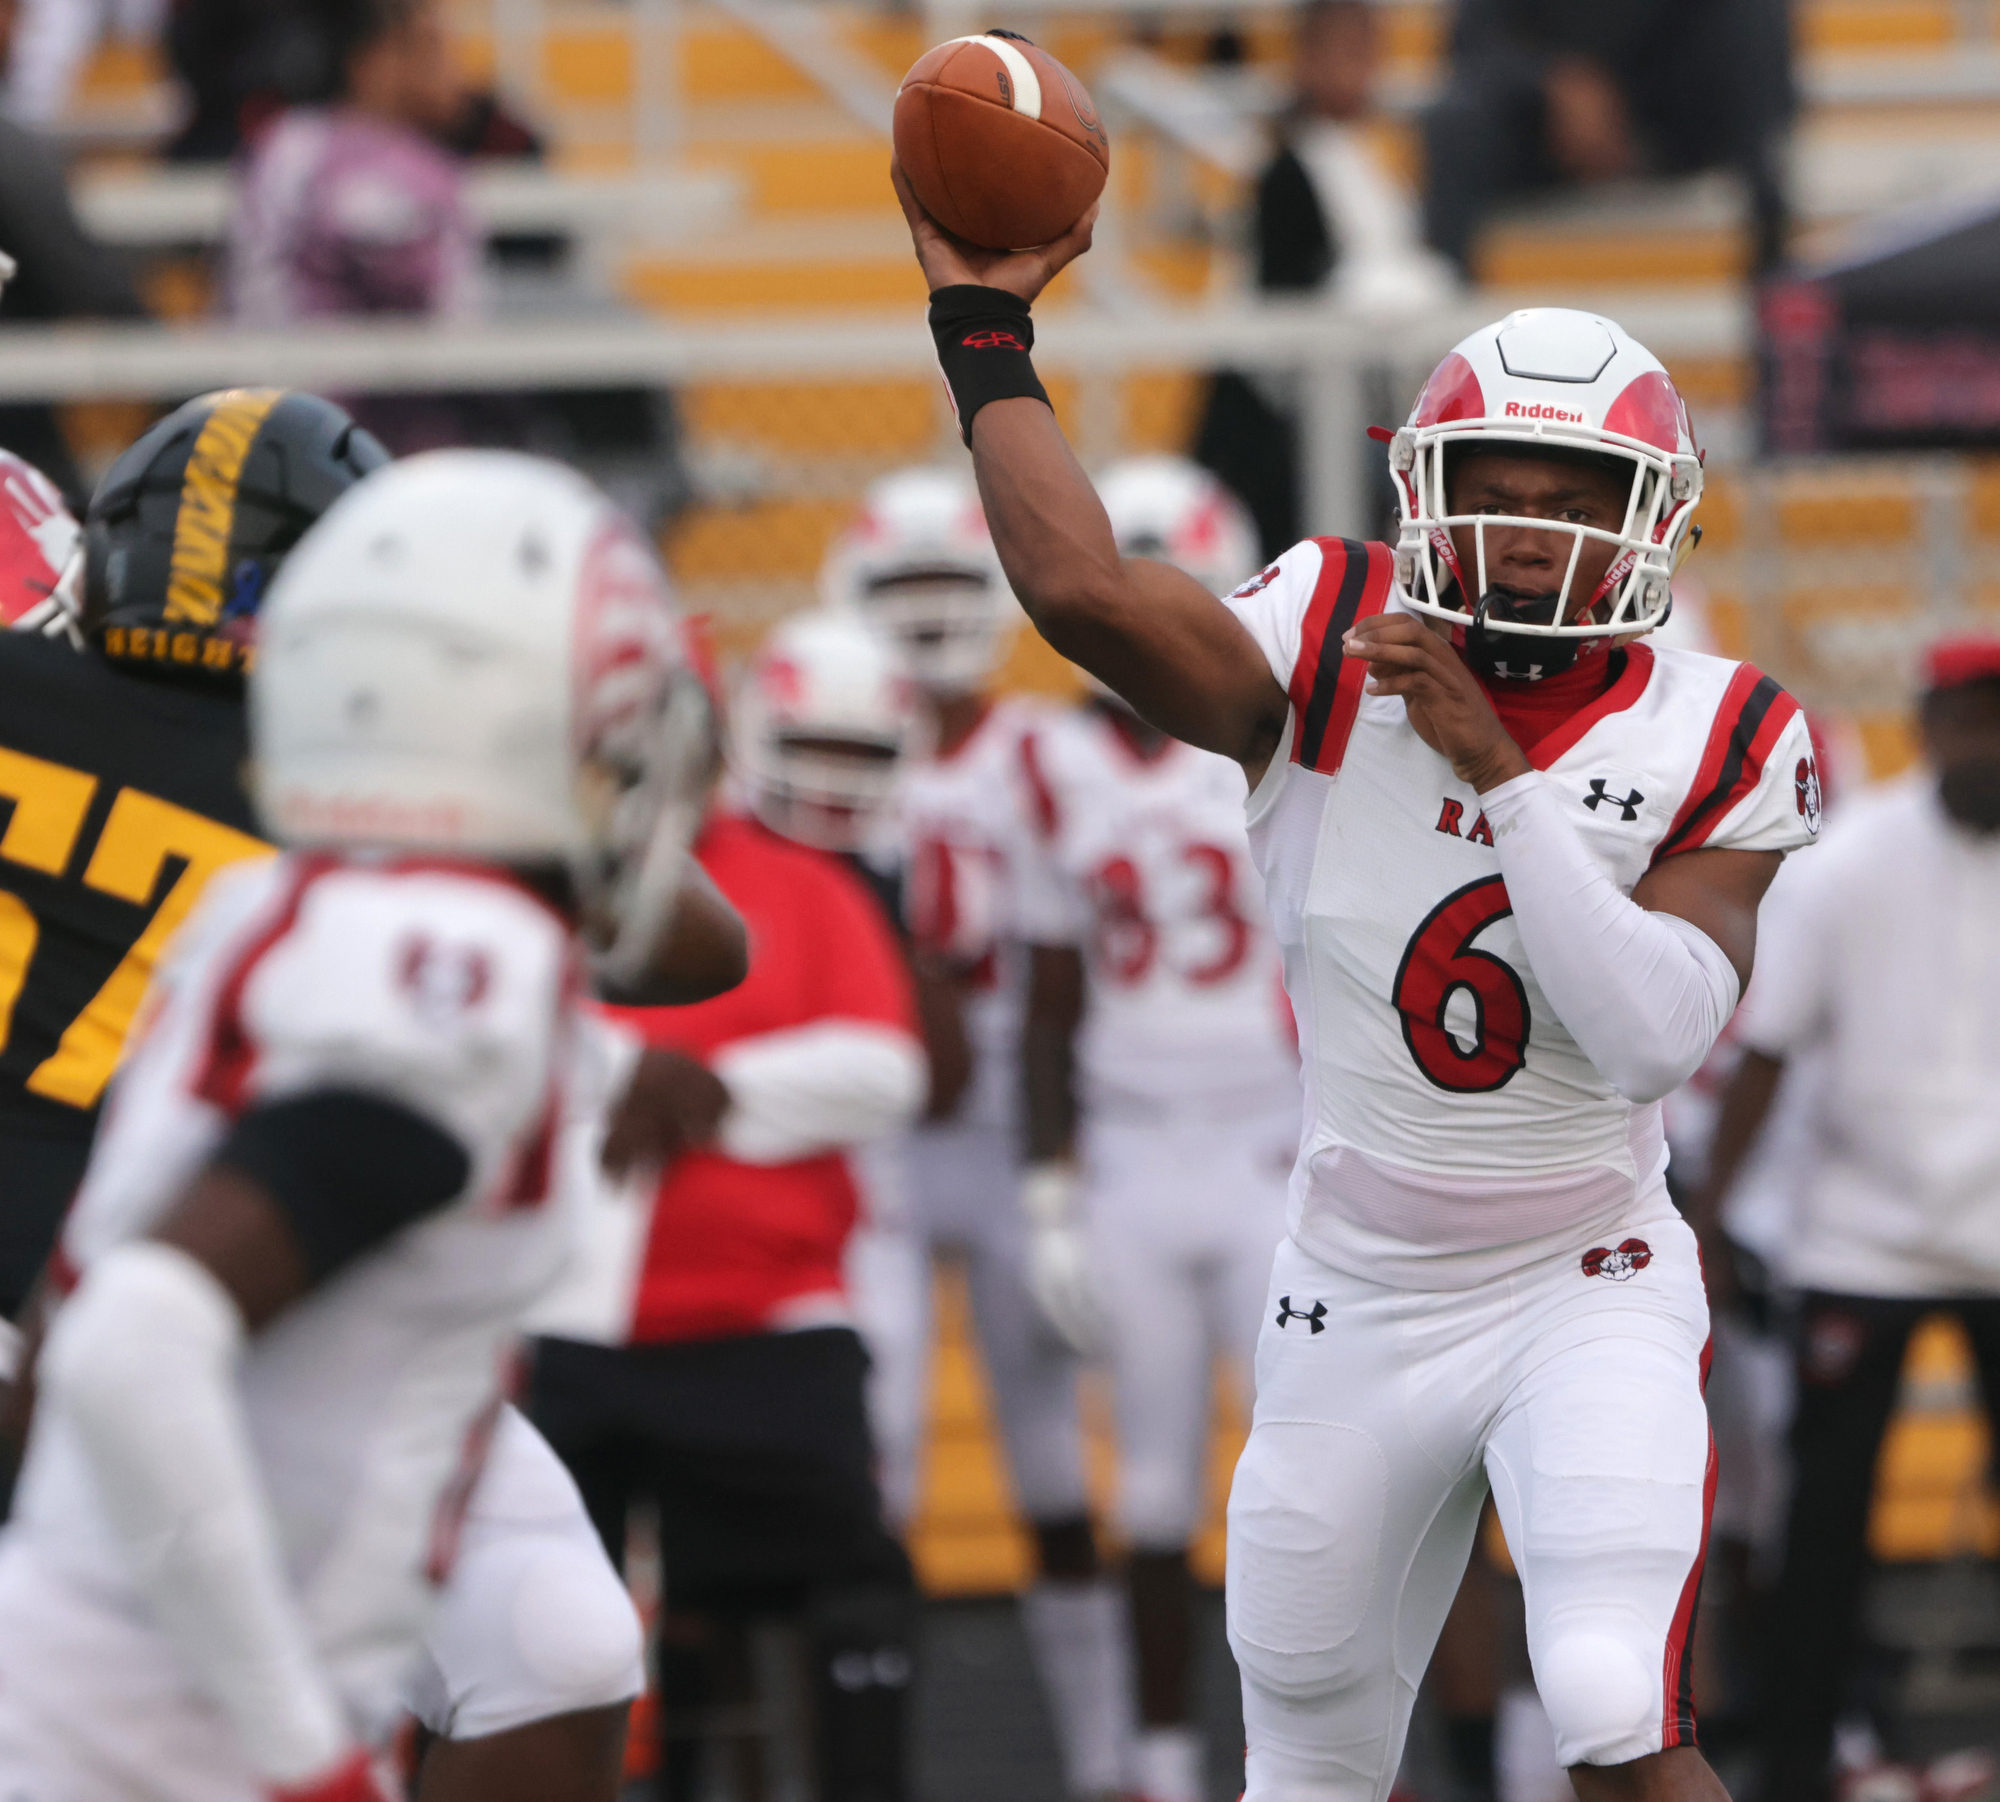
[894,33,1110,252]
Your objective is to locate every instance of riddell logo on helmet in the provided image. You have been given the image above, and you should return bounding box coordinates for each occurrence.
[1504,401,1588,424]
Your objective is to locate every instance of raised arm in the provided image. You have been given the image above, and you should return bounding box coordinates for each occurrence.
[893,166,1289,777]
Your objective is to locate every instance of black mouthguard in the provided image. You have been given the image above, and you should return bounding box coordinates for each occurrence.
[1463,590,1581,684]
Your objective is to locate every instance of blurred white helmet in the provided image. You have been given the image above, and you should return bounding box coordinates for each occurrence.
[1388,307,1702,677]
[733,610,917,853]
[821,467,1013,693]
[1099,456,1258,598]
[254,450,714,987]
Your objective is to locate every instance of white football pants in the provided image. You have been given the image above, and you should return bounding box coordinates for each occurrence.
[890,1119,1091,1523]
[0,1408,641,1799]
[1083,1105,1294,1548]
[403,1405,644,1739]
[1228,1212,1713,1802]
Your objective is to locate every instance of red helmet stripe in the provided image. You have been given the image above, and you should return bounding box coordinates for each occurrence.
[1603,370,1687,453]
[1412,352,1484,427]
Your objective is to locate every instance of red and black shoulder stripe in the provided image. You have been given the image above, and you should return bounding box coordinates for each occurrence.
[1017,728,1060,842]
[1653,663,1801,863]
[1288,538,1397,776]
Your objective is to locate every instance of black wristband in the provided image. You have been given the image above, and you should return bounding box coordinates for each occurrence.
[928,285,1051,446]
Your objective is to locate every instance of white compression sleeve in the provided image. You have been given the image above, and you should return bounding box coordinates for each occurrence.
[709,1021,927,1164]
[39,1241,351,1786]
[1480,771,1740,1104]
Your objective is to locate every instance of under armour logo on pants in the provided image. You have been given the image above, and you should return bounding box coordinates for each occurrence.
[1275,1295,1327,1333]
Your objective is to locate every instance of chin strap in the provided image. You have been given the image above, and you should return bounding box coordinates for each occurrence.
[1463,591,1583,684]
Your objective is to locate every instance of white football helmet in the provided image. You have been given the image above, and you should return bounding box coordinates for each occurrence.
[1389,308,1702,671]
[254,450,714,987]
[1099,455,1258,598]
[821,467,1014,694]
[732,610,918,853]
[0,450,82,639]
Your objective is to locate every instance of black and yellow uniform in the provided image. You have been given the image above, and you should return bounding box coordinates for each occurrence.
[0,633,266,1306]
[0,388,386,1314]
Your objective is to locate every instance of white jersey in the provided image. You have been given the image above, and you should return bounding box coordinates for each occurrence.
[889,694,1047,1132]
[1738,776,2000,1296]
[1225,537,1819,1286]
[7,853,594,1744]
[1013,703,1297,1120]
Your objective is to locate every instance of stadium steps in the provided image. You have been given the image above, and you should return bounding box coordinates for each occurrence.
[1874,1316,2000,1561]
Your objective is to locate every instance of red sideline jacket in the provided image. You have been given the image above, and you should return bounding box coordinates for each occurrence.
[610,813,922,1343]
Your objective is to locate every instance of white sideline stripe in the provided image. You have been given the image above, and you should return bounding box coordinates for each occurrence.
[944,33,1041,119]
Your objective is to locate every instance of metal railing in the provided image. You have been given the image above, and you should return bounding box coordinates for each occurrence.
[0,291,1748,537]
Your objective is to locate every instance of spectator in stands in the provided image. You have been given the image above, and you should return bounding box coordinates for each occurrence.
[1197,0,1449,557]
[1694,637,2000,1802]
[168,0,538,163]
[1250,0,1454,312]
[1422,0,1794,277]
[227,0,504,453]
[0,0,146,502]
[229,0,478,329]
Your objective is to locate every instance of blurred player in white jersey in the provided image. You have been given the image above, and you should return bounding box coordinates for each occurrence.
[0,395,755,1802]
[896,172,1820,1802]
[826,469,1132,1800]
[0,450,718,1802]
[1014,457,1297,1802]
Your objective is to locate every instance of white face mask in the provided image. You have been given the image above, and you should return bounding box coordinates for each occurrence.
[857,575,1009,693]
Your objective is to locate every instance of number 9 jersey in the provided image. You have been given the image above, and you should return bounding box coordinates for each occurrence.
[1225,537,1819,1287]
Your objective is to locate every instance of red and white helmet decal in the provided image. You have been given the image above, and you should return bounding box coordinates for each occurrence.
[0,451,79,626]
[1388,308,1703,649]
[1412,352,1485,428]
[572,514,686,765]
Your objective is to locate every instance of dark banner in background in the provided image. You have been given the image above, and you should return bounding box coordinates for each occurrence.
[1759,197,2000,453]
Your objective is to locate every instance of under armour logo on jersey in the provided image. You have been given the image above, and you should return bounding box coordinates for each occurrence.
[1581,1239,1653,1281]
[1275,1295,1327,1333]
[1582,779,1645,822]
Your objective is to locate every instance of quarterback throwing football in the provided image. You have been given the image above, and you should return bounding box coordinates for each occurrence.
[895,171,1818,1802]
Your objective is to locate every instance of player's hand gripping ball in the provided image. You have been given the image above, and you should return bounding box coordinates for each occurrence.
[894,32,1110,251]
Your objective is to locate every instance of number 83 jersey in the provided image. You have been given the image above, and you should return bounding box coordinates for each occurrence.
[1012,703,1298,1121]
[1226,538,1819,1286]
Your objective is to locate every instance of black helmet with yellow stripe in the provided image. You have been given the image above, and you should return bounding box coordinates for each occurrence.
[81,389,389,681]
